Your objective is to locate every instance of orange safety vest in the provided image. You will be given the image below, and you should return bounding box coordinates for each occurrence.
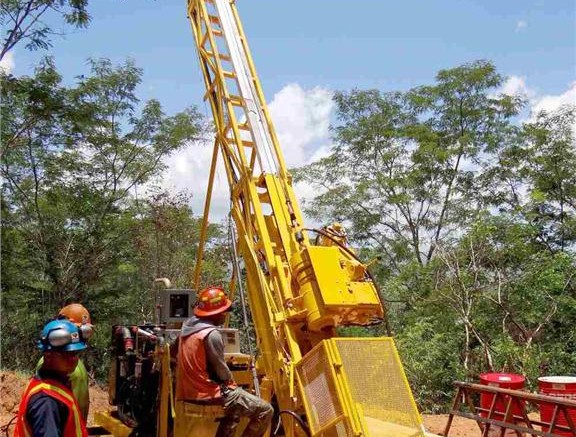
[14,377,87,437]
[176,327,236,401]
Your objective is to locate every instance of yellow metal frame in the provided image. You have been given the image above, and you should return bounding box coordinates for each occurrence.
[296,338,425,437]
[185,1,423,436]
[97,3,424,435]
[94,412,132,437]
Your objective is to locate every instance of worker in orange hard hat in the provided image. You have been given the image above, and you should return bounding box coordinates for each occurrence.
[176,286,273,437]
[36,303,94,422]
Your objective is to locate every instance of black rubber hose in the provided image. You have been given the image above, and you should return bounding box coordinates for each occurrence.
[273,410,311,437]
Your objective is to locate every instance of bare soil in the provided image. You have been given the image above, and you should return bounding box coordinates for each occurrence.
[0,370,111,436]
[1,370,482,436]
[423,413,482,436]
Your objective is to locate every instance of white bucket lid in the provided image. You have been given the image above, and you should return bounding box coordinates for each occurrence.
[538,376,576,384]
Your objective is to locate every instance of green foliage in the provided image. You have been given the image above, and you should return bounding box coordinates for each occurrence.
[1,0,90,59]
[3,49,575,415]
[294,60,525,272]
[396,317,464,412]
[294,59,576,411]
[0,59,223,378]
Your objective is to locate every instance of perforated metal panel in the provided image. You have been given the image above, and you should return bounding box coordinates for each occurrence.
[334,338,424,436]
[295,342,350,435]
[296,338,424,437]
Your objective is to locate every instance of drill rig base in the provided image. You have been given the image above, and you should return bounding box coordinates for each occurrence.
[174,402,223,437]
[94,411,132,437]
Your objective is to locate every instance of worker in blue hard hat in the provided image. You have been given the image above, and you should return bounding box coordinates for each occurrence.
[35,303,94,421]
[15,319,88,437]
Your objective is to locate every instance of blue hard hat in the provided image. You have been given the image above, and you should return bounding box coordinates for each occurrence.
[39,319,87,352]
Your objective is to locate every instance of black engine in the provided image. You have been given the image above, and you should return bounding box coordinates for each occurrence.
[108,324,164,436]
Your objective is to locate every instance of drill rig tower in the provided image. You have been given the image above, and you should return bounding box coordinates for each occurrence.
[188,0,425,436]
[95,1,426,436]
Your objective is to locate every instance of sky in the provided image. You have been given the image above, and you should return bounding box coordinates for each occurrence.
[2,0,575,221]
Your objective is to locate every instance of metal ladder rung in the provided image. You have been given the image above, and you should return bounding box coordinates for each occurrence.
[258,191,271,204]
[223,70,236,78]
[205,51,232,62]
[228,95,244,106]
[225,136,254,148]
[223,123,250,134]
[207,15,221,25]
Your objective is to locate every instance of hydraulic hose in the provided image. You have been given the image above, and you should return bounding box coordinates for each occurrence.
[273,410,311,437]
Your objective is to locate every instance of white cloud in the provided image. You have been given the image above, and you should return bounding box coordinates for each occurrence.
[162,84,335,222]
[268,83,334,167]
[0,52,15,74]
[162,139,231,221]
[500,75,535,99]
[531,81,576,115]
[500,76,575,121]
[515,20,527,32]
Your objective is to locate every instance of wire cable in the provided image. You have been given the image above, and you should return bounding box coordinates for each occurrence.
[228,212,261,396]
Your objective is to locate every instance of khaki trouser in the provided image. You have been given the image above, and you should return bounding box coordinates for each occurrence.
[216,387,274,437]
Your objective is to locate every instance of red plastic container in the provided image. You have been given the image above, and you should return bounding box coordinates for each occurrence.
[479,373,526,436]
[538,376,576,437]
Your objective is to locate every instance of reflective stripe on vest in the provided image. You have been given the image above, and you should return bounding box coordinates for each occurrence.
[14,377,87,437]
[35,357,90,421]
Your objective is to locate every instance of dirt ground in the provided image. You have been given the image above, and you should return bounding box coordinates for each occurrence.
[1,370,482,436]
[0,370,111,436]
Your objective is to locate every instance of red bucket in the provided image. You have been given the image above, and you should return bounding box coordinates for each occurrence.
[480,373,526,436]
[538,376,576,436]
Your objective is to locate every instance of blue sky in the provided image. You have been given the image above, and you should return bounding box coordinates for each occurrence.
[6,0,575,110]
[3,0,575,219]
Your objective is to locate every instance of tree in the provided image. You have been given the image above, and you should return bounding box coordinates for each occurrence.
[523,106,575,250]
[1,0,90,61]
[293,61,576,409]
[2,58,204,304]
[294,61,524,278]
[1,58,205,370]
[124,190,229,321]
[481,104,576,252]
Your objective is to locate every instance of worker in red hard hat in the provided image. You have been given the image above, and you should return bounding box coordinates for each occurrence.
[176,286,273,437]
[36,303,94,422]
[15,319,88,437]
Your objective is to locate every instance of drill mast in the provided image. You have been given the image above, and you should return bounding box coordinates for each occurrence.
[188,0,424,435]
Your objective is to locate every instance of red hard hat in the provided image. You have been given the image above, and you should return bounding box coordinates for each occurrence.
[194,286,232,317]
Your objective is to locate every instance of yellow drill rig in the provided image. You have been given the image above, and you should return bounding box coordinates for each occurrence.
[95,1,425,436]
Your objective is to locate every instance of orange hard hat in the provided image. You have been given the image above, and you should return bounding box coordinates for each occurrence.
[194,286,232,317]
[59,303,92,326]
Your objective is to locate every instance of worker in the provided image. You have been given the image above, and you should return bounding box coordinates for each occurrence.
[176,286,274,437]
[36,303,93,421]
[15,319,88,437]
